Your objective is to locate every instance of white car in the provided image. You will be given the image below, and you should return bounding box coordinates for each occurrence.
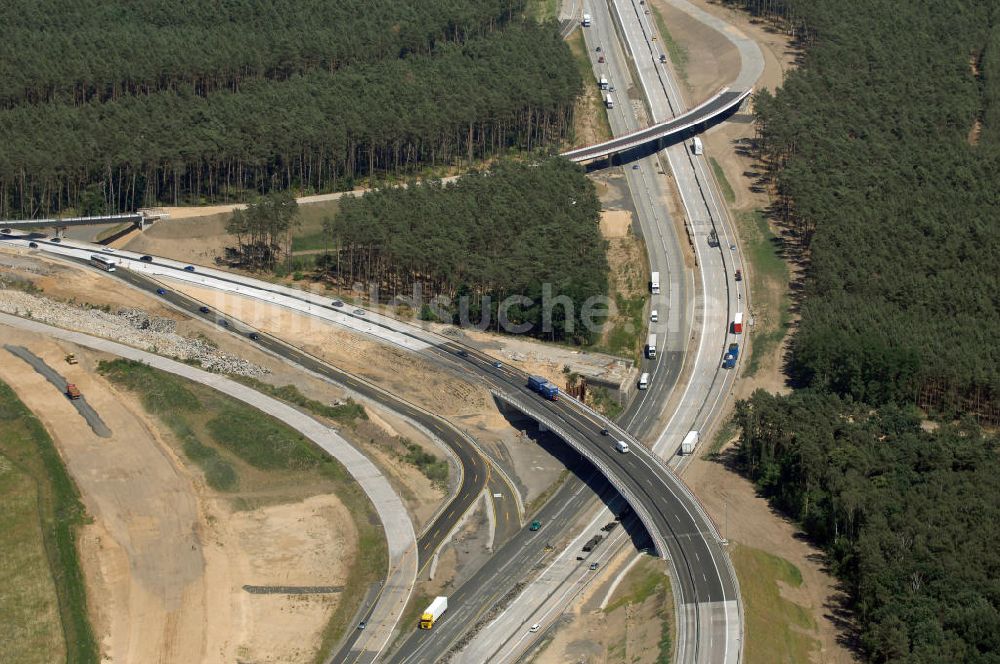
[102,247,116,253]
[529,623,540,633]
[650,309,658,322]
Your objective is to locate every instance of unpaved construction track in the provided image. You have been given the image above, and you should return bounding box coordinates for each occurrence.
[4,344,111,437]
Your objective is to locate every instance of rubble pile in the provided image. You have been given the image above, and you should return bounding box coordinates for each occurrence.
[0,289,269,378]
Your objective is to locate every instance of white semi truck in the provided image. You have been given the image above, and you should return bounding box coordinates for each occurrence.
[650,271,660,294]
[420,596,448,629]
[646,333,657,358]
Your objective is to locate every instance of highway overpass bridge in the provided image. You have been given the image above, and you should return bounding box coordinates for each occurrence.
[489,388,729,586]
[561,87,752,165]
[0,212,150,234]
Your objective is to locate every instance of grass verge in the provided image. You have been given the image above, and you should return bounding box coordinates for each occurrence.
[0,379,97,663]
[738,210,791,377]
[604,557,674,662]
[650,5,690,88]
[604,292,646,359]
[232,376,366,424]
[291,199,340,252]
[703,417,738,459]
[710,157,736,204]
[567,29,613,144]
[401,439,449,488]
[97,359,388,658]
[590,386,624,420]
[731,544,818,664]
[527,0,559,22]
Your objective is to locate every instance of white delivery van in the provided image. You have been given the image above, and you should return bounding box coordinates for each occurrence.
[615,440,630,453]
[638,372,650,390]
[692,137,704,155]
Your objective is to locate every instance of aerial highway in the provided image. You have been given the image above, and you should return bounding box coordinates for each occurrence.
[449,0,761,659]
[0,4,762,653]
[0,234,522,661]
[2,224,734,661]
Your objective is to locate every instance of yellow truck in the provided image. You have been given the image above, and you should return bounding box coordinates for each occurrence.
[419,596,448,630]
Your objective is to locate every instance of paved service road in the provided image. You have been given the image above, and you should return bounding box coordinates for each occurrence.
[5,344,112,437]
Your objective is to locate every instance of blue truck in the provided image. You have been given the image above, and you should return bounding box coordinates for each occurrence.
[528,375,560,401]
[722,342,740,369]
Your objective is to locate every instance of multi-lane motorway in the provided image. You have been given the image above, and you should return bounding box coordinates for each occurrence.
[0,5,763,657]
[2,219,735,662]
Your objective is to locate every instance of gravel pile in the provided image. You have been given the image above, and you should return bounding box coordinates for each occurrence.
[0,289,269,378]
[117,307,177,334]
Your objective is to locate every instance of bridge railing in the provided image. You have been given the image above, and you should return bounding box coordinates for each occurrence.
[490,388,669,559]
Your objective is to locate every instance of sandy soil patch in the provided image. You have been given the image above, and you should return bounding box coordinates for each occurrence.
[0,330,358,663]
[125,213,231,265]
[164,281,494,422]
[2,247,449,537]
[0,331,206,664]
[650,0,741,102]
[599,210,633,238]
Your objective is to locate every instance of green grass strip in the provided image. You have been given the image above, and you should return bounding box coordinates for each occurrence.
[0,379,98,663]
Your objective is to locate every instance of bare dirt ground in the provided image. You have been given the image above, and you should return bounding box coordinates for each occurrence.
[0,330,359,663]
[600,209,633,238]
[650,0,740,103]
[124,212,231,266]
[530,553,671,664]
[1,247,448,528]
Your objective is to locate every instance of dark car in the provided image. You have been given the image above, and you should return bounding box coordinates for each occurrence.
[492,360,502,369]
[734,269,743,282]
[139,255,153,262]
[353,308,365,316]
[529,520,542,531]
[0,228,11,234]
[331,300,344,307]
[457,350,468,358]
[219,319,229,328]
[589,562,600,570]
[28,242,38,248]
[357,621,367,631]
[600,427,609,436]
[184,265,195,272]
[50,237,62,243]
[156,288,167,295]
[248,332,260,341]
[198,306,210,314]
[598,55,605,63]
